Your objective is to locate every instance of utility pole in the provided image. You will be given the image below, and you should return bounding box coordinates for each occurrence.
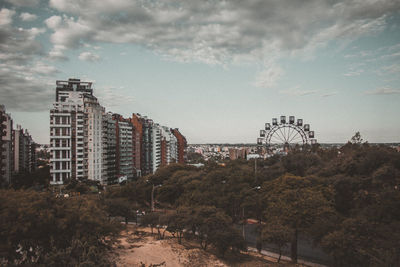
[151,184,162,212]
[254,157,257,183]
[151,184,155,212]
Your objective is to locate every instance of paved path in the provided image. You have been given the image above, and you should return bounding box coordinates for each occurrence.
[247,247,328,267]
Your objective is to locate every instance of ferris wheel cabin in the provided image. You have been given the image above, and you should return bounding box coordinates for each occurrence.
[311,139,317,145]
[309,131,314,138]
[260,130,265,137]
[265,123,271,130]
[280,116,286,124]
[272,118,278,125]
[289,116,295,124]
[304,124,310,131]
[297,119,303,126]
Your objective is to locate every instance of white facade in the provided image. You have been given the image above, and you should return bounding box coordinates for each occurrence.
[161,126,178,164]
[170,133,178,163]
[50,79,105,185]
[86,100,105,183]
[50,92,84,184]
[151,124,162,173]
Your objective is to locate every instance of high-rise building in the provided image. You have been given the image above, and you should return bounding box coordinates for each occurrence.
[86,97,105,183]
[49,78,187,184]
[0,105,13,184]
[13,126,36,173]
[50,78,105,184]
[103,112,117,184]
[151,123,162,173]
[130,113,143,177]
[1,105,37,185]
[160,126,178,167]
[171,128,187,164]
[113,114,134,180]
[141,116,154,176]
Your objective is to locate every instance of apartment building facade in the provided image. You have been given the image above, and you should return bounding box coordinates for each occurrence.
[0,105,13,184]
[103,112,117,184]
[49,78,187,185]
[113,114,134,180]
[1,105,37,185]
[50,79,106,184]
[172,128,187,164]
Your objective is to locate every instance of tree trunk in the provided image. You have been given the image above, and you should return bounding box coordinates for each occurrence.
[125,217,128,224]
[291,228,298,263]
[256,238,262,253]
[278,247,282,263]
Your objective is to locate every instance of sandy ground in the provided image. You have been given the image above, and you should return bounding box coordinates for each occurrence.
[110,225,299,267]
[111,226,227,267]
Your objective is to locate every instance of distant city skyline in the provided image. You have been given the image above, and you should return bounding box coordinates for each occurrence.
[1,1,399,144]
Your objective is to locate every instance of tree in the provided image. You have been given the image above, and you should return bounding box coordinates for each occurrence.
[190,206,245,256]
[0,189,120,265]
[262,174,335,263]
[141,212,160,235]
[350,131,363,144]
[165,208,189,244]
[261,221,292,262]
[105,198,134,224]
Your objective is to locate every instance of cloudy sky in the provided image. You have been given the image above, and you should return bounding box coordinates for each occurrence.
[1,0,399,144]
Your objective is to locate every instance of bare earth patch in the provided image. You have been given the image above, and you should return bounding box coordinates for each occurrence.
[111,225,296,267]
[111,226,227,267]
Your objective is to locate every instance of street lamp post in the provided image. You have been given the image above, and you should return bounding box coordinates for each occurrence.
[151,183,162,212]
[242,186,261,240]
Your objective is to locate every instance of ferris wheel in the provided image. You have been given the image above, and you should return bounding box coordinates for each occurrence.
[257,116,317,149]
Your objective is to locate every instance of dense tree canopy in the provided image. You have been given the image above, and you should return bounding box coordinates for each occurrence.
[2,133,399,266]
[0,190,121,265]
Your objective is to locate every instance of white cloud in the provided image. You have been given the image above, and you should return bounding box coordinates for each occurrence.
[254,65,284,89]
[365,87,400,95]
[381,63,400,75]
[0,9,57,111]
[344,69,364,77]
[78,51,100,62]
[33,62,59,75]
[0,65,54,111]
[280,87,318,96]
[96,85,135,108]
[322,92,338,97]
[45,15,62,29]
[44,0,400,65]
[20,12,38,21]
[0,8,15,26]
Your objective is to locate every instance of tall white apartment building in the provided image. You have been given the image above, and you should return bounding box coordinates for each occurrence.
[168,128,178,163]
[86,98,105,183]
[151,123,162,173]
[161,126,178,165]
[50,78,105,185]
